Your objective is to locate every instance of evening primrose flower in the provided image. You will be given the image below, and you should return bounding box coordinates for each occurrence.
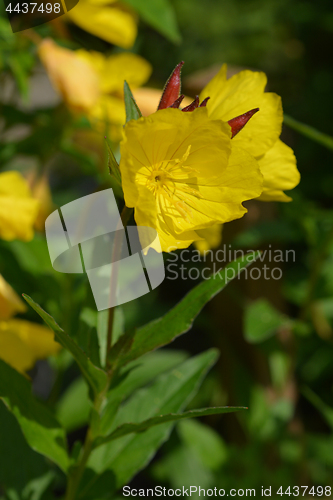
[65,0,137,49]
[0,171,39,241]
[0,276,60,374]
[120,107,263,252]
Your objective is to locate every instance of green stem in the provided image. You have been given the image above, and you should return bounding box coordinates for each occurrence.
[105,205,133,367]
[284,115,333,151]
[64,430,94,500]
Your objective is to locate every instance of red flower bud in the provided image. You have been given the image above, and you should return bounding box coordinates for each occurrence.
[199,97,210,107]
[158,61,184,110]
[182,95,200,112]
[168,95,185,109]
[228,108,259,138]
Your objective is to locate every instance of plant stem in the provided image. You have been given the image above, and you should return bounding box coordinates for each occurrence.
[105,205,133,367]
[64,429,94,500]
[284,114,333,151]
[64,373,112,500]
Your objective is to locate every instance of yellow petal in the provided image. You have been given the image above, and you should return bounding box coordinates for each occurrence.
[0,196,39,241]
[66,1,137,49]
[0,275,27,321]
[6,319,61,360]
[257,139,300,202]
[38,38,100,112]
[0,171,39,241]
[0,323,35,373]
[102,53,152,94]
[28,173,54,232]
[195,224,223,253]
[89,94,126,142]
[0,171,31,197]
[160,146,263,235]
[201,64,283,157]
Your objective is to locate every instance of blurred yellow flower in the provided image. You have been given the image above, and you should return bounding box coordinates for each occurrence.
[0,171,39,241]
[0,275,60,374]
[0,275,27,321]
[120,107,263,252]
[38,38,100,112]
[200,64,300,202]
[80,51,152,140]
[27,171,54,232]
[66,0,137,49]
[39,41,151,141]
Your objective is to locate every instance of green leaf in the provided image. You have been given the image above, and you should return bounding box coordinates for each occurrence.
[56,377,91,432]
[0,402,54,500]
[56,350,188,434]
[124,81,142,122]
[23,295,108,396]
[78,350,219,498]
[244,298,290,343]
[121,252,261,365]
[78,309,101,368]
[152,445,213,492]
[94,406,246,447]
[100,349,189,436]
[178,419,228,470]
[0,360,69,473]
[122,0,181,43]
[105,137,122,187]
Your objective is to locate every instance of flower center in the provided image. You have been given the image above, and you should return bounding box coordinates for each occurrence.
[145,145,202,221]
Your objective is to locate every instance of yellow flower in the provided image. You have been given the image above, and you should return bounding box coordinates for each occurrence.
[0,275,27,321]
[65,0,137,49]
[38,38,100,112]
[0,275,60,374]
[120,107,263,252]
[39,41,151,141]
[200,64,300,202]
[78,51,152,140]
[26,170,55,232]
[0,171,39,241]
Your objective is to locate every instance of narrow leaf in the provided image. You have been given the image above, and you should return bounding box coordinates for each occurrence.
[124,81,142,122]
[0,360,69,472]
[121,252,261,365]
[94,406,246,447]
[23,295,108,396]
[105,137,122,186]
